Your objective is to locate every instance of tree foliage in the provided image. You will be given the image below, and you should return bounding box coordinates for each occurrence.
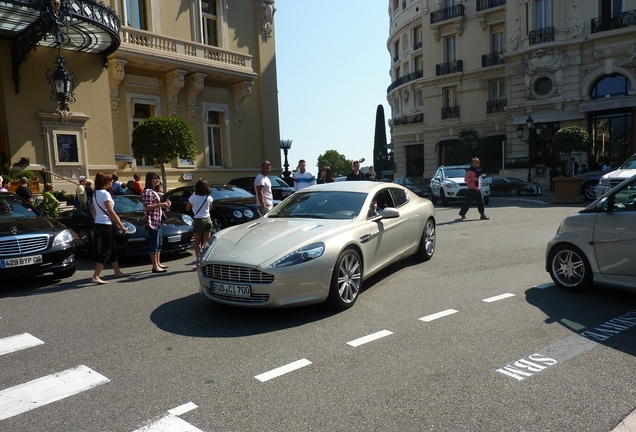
[552,126,591,155]
[317,150,351,177]
[131,116,197,191]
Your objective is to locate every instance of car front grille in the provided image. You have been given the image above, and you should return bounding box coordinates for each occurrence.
[205,289,270,304]
[201,264,274,284]
[610,179,625,188]
[0,234,49,256]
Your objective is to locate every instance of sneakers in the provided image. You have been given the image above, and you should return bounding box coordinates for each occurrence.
[480,214,490,220]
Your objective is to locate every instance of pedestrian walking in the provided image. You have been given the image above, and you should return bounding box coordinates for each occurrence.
[255,161,273,214]
[317,166,335,184]
[15,177,33,203]
[75,176,87,211]
[186,178,214,271]
[293,159,316,191]
[346,161,365,181]
[142,172,170,273]
[365,166,377,181]
[91,171,128,284]
[458,157,489,221]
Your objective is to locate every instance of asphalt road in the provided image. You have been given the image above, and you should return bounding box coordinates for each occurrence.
[1,194,636,432]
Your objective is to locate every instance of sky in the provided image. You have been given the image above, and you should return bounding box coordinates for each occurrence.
[274,0,391,173]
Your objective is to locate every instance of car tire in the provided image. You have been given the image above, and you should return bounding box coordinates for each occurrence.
[582,181,598,201]
[415,218,436,261]
[430,193,438,205]
[509,186,520,197]
[548,244,592,291]
[327,248,362,310]
[441,191,449,206]
[53,264,76,279]
[484,196,490,205]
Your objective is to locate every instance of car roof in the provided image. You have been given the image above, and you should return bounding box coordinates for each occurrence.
[301,181,403,194]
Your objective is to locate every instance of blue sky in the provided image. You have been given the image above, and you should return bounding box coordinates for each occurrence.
[274,0,391,173]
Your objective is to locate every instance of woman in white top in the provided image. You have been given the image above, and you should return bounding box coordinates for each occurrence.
[91,172,128,284]
[186,179,214,270]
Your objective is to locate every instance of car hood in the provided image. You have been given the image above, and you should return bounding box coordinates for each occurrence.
[603,168,636,180]
[0,216,64,236]
[118,211,187,226]
[210,218,352,265]
[443,176,465,183]
[215,197,258,208]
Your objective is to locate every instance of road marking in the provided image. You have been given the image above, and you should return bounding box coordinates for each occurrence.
[133,403,201,432]
[0,333,44,356]
[483,293,515,303]
[419,309,458,322]
[347,330,393,347]
[255,358,312,382]
[0,365,110,421]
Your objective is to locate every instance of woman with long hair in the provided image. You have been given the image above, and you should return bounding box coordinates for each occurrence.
[92,171,128,284]
[317,166,335,184]
[142,172,171,273]
[186,179,214,270]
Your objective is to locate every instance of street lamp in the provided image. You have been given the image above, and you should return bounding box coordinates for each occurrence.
[46,52,76,112]
[280,139,293,178]
[516,116,543,182]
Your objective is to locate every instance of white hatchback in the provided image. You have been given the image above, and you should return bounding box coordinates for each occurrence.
[429,165,490,205]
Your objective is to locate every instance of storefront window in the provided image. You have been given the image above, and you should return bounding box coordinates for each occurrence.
[590,110,633,169]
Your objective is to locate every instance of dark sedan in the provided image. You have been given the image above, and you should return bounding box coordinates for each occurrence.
[162,185,261,232]
[57,195,194,257]
[229,175,294,200]
[393,177,431,199]
[0,193,76,279]
[488,177,542,196]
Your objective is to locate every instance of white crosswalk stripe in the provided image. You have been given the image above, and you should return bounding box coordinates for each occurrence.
[0,333,44,356]
[133,403,201,432]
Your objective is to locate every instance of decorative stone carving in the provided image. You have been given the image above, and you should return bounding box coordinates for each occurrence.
[186,73,207,122]
[165,69,187,117]
[455,16,466,36]
[522,48,567,98]
[233,81,253,126]
[256,0,276,42]
[509,18,520,50]
[616,44,636,68]
[108,58,127,117]
[433,26,441,42]
[569,4,584,38]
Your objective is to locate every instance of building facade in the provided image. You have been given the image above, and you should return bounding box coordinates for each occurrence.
[0,0,280,191]
[387,0,636,184]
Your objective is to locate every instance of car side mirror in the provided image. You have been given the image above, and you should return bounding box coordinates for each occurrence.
[380,207,399,219]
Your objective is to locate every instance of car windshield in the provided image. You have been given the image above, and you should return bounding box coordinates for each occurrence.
[619,154,636,170]
[444,169,467,178]
[505,177,524,182]
[211,186,253,200]
[269,176,290,188]
[0,195,38,220]
[268,191,367,220]
[406,177,428,186]
[112,195,144,214]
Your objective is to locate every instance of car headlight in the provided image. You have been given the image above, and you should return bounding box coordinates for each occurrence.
[233,210,243,219]
[200,236,218,262]
[181,214,193,225]
[599,178,610,187]
[269,242,325,268]
[244,210,254,218]
[121,221,137,234]
[443,181,458,189]
[52,229,74,246]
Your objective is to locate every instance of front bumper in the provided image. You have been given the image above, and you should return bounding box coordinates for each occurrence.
[0,243,76,278]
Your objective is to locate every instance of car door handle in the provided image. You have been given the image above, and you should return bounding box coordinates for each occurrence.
[360,233,372,243]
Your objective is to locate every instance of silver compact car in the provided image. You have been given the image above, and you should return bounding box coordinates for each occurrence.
[197,182,436,309]
[546,173,636,292]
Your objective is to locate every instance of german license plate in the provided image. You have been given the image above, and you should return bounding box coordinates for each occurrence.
[210,282,251,298]
[0,255,43,269]
[167,235,181,243]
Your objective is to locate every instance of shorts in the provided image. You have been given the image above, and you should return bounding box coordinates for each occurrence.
[193,217,213,235]
[147,226,163,254]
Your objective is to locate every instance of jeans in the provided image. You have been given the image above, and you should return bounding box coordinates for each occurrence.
[148,226,163,254]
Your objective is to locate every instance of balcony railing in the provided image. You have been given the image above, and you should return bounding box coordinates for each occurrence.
[393,114,423,125]
[436,60,463,76]
[529,27,555,45]
[476,0,506,11]
[486,99,507,114]
[387,70,423,93]
[592,9,636,33]
[430,4,465,24]
[482,51,505,67]
[441,106,460,119]
[413,41,423,50]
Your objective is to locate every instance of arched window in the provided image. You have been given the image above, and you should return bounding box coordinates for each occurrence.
[591,74,631,99]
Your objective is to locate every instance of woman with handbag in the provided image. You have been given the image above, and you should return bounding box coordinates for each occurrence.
[91,172,128,284]
[142,172,171,273]
[186,179,214,270]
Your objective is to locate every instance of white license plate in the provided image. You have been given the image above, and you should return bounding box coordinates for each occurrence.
[1,255,43,269]
[210,282,251,298]
[167,235,181,243]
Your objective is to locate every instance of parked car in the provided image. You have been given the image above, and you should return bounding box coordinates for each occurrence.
[578,171,606,201]
[57,195,194,257]
[393,177,431,199]
[596,153,636,198]
[162,184,262,233]
[546,173,636,292]
[334,176,346,182]
[487,177,542,196]
[197,181,436,310]
[0,193,76,279]
[429,165,490,205]
[229,175,294,200]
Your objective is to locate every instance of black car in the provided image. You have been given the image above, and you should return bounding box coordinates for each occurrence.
[57,195,194,257]
[162,185,261,232]
[488,177,542,196]
[393,177,431,198]
[0,193,76,279]
[229,175,294,200]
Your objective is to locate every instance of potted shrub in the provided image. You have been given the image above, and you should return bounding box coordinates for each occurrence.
[551,126,591,203]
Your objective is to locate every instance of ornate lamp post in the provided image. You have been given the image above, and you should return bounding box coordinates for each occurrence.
[46,53,75,112]
[280,139,293,178]
[516,116,543,182]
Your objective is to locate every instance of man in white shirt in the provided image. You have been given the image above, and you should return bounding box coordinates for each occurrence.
[293,159,316,192]
[255,161,273,214]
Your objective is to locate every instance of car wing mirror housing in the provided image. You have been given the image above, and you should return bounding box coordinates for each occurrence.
[381,207,400,219]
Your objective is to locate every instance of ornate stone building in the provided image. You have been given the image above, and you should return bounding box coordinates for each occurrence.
[387,0,636,183]
[0,0,280,190]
